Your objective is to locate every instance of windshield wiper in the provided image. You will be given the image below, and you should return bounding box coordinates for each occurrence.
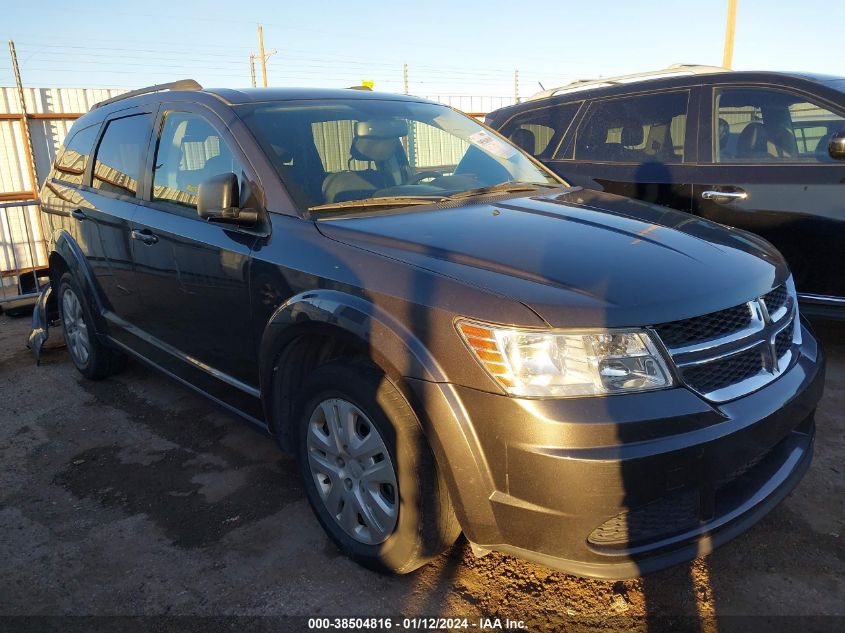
[443,181,562,201]
[308,195,443,213]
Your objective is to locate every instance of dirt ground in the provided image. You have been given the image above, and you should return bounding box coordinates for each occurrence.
[0,313,842,632]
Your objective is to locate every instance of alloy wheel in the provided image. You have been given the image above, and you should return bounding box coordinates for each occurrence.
[62,287,90,366]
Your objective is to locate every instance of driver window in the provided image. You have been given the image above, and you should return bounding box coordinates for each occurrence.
[152,111,243,215]
[714,88,844,163]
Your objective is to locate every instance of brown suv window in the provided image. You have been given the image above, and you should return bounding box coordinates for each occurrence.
[714,88,845,163]
[53,124,99,186]
[575,92,688,163]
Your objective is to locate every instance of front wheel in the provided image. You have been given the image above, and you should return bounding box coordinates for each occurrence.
[295,361,460,573]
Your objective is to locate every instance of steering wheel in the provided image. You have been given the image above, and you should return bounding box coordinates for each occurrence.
[407,171,442,185]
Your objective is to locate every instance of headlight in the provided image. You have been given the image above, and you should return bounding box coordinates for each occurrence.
[456,320,674,397]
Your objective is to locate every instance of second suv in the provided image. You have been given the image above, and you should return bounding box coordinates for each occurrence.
[486,65,845,318]
[32,81,824,579]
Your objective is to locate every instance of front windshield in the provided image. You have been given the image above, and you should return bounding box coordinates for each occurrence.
[236,99,561,209]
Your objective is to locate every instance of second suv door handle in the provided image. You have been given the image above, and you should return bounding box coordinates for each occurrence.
[71,208,87,220]
[131,228,159,245]
[701,189,748,202]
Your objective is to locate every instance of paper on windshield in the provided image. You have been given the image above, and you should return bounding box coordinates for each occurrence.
[468,130,518,160]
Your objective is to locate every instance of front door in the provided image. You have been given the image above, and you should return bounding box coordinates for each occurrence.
[691,85,845,300]
[130,106,261,399]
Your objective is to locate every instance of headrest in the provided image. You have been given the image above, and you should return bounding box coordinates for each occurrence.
[737,121,766,156]
[355,118,408,139]
[510,128,536,154]
[620,117,644,147]
[351,136,401,162]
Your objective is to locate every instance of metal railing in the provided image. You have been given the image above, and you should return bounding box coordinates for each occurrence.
[0,199,48,309]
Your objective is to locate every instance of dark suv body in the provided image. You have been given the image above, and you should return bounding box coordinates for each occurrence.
[485,67,845,318]
[31,82,824,579]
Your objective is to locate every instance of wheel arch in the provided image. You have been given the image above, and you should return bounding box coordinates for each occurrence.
[258,289,446,451]
[49,230,108,333]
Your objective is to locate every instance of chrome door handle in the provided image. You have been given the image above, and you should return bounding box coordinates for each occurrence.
[701,190,748,201]
[131,229,159,245]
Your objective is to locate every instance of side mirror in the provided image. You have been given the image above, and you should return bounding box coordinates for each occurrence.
[197,173,259,225]
[829,130,845,161]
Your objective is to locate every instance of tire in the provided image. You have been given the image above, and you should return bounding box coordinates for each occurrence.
[295,360,460,574]
[58,272,125,379]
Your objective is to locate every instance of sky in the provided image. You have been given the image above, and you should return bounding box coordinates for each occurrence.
[2,0,844,102]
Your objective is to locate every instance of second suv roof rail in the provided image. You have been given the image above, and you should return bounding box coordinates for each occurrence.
[92,79,203,109]
[528,64,730,101]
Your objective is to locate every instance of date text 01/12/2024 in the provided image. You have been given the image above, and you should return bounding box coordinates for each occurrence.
[307,617,527,630]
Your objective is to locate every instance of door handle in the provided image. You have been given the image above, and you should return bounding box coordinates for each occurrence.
[71,208,87,220]
[701,190,748,201]
[131,229,159,245]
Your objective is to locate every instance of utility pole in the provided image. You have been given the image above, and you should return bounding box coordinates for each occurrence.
[403,63,409,95]
[514,69,520,104]
[249,53,257,88]
[256,24,277,87]
[722,0,738,69]
[7,40,38,196]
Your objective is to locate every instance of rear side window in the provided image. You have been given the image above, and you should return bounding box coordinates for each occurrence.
[53,124,99,185]
[500,102,580,158]
[151,111,243,213]
[92,114,151,197]
[574,91,689,163]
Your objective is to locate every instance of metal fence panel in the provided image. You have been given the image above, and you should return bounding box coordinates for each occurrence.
[0,201,47,273]
[0,119,31,193]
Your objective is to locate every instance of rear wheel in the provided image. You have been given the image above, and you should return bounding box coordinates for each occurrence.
[58,273,125,379]
[295,361,460,573]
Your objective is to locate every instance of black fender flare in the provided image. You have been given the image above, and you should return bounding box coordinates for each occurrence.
[258,289,447,409]
[49,229,109,334]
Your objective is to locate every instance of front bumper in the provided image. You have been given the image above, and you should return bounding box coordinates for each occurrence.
[407,319,824,579]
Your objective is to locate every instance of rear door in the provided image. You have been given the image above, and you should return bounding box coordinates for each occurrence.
[129,103,263,397]
[691,84,845,300]
[546,89,699,211]
[42,110,154,343]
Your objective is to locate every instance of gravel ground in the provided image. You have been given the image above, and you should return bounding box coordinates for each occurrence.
[0,313,842,632]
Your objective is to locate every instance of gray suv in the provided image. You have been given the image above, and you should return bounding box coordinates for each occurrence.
[31,80,824,579]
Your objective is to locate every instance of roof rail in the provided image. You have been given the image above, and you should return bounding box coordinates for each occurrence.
[528,64,730,101]
[92,79,203,109]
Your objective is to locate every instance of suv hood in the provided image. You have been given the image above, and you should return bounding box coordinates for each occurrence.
[316,188,788,328]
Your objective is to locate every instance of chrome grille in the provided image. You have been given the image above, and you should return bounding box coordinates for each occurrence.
[654,281,799,402]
